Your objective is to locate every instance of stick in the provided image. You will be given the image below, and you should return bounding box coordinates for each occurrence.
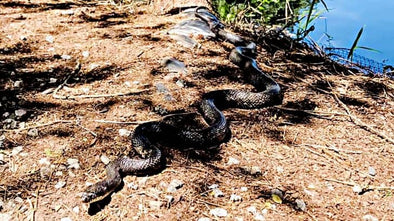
[53,89,149,100]
[52,62,81,99]
[325,178,394,191]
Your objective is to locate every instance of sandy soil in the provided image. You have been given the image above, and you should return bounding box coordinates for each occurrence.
[0,1,393,220]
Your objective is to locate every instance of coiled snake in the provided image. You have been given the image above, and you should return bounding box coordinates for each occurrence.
[81,7,282,203]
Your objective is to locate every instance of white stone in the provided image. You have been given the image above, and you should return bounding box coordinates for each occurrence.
[14,80,23,88]
[119,129,131,137]
[240,186,248,192]
[230,194,242,202]
[352,185,362,193]
[198,218,211,221]
[209,208,227,217]
[100,155,110,165]
[60,217,72,221]
[67,158,80,169]
[39,158,51,165]
[247,206,257,214]
[368,167,376,176]
[82,51,89,58]
[45,35,54,43]
[11,146,23,155]
[72,206,79,214]
[212,188,224,198]
[61,55,71,60]
[208,184,219,189]
[362,214,378,221]
[127,182,138,190]
[49,78,57,84]
[15,109,27,117]
[254,213,265,221]
[55,181,66,189]
[227,157,240,165]
[27,128,39,137]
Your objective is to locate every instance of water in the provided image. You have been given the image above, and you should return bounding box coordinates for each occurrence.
[306,0,393,68]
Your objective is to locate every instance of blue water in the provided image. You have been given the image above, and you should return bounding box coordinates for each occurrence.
[306,0,393,66]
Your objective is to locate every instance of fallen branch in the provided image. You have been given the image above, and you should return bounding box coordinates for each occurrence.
[53,89,150,100]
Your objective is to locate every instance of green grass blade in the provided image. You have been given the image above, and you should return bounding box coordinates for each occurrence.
[347,26,364,60]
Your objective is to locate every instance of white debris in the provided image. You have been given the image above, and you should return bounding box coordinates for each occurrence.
[212,188,224,198]
[14,80,23,88]
[15,109,27,117]
[11,146,23,155]
[247,206,257,214]
[0,213,11,221]
[148,200,163,210]
[61,55,72,60]
[100,155,110,165]
[208,184,219,189]
[82,51,89,58]
[295,199,306,211]
[254,213,265,221]
[39,158,51,165]
[81,87,90,93]
[45,35,54,43]
[209,208,227,217]
[119,129,131,137]
[250,166,262,175]
[362,214,378,221]
[240,186,248,192]
[368,167,376,176]
[167,179,184,192]
[41,88,54,95]
[230,194,242,202]
[55,181,66,189]
[49,78,57,84]
[27,128,39,137]
[67,158,80,169]
[127,182,138,190]
[198,218,211,221]
[352,185,362,193]
[72,206,79,214]
[227,157,240,165]
[60,217,72,221]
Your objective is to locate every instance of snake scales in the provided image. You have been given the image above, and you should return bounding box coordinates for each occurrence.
[81,7,282,203]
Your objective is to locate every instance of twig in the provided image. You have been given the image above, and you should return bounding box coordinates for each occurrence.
[321,80,394,145]
[299,143,363,154]
[0,120,74,132]
[275,106,347,118]
[52,62,81,99]
[91,119,151,125]
[53,89,149,100]
[325,178,394,191]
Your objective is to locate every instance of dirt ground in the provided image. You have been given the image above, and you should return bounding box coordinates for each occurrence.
[0,1,393,220]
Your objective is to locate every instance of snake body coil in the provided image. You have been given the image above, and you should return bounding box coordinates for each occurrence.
[82,8,282,203]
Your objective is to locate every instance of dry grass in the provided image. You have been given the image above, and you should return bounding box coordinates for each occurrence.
[0,0,393,220]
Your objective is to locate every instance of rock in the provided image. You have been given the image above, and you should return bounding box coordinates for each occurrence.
[240,187,248,192]
[67,158,80,169]
[2,112,9,118]
[254,213,265,221]
[45,35,54,43]
[165,195,174,205]
[212,188,224,198]
[368,167,376,176]
[49,78,57,84]
[209,208,227,217]
[13,80,23,88]
[175,80,185,88]
[167,179,184,192]
[155,83,168,93]
[247,206,257,214]
[11,146,23,155]
[352,185,362,193]
[55,181,66,189]
[295,199,306,211]
[271,189,284,199]
[230,194,242,202]
[27,128,39,137]
[227,157,240,165]
[82,51,89,58]
[72,206,79,214]
[61,55,72,60]
[250,166,262,175]
[162,58,186,73]
[100,155,110,165]
[362,214,378,221]
[118,129,131,137]
[14,109,27,118]
[40,167,52,179]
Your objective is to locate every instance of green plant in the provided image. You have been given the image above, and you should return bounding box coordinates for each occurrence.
[347,26,380,61]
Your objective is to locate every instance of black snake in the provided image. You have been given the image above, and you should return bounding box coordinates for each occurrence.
[81,7,282,203]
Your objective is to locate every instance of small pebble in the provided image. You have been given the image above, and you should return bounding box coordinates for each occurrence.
[39,167,51,179]
[240,186,248,192]
[67,158,80,169]
[227,157,240,165]
[55,181,66,189]
[250,166,262,175]
[230,194,242,202]
[295,199,306,211]
[165,195,174,204]
[119,128,131,137]
[45,35,54,43]
[14,80,23,88]
[368,167,376,176]
[198,218,211,221]
[27,128,39,137]
[247,206,257,214]
[61,55,72,60]
[175,80,184,88]
[15,109,27,117]
[148,201,163,210]
[72,206,79,214]
[60,217,72,221]
[362,214,378,221]
[208,184,219,189]
[209,208,227,217]
[100,155,110,165]
[167,179,184,192]
[352,185,362,193]
[61,10,74,15]
[155,83,168,93]
[38,157,51,166]
[11,146,23,155]
[212,188,224,198]
[49,78,57,84]
[254,213,265,221]
[82,51,89,58]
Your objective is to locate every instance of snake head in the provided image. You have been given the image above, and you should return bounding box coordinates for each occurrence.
[81,191,97,203]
